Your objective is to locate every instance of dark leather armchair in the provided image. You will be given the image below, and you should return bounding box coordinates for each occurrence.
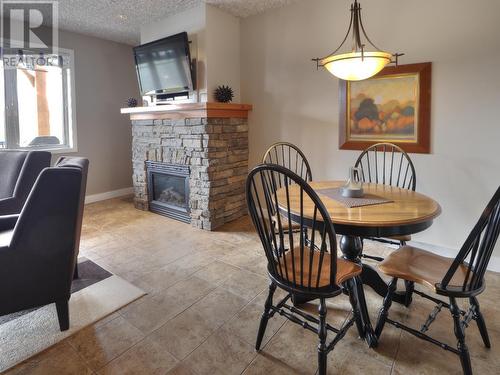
[0,157,89,331]
[55,156,89,278]
[0,151,51,215]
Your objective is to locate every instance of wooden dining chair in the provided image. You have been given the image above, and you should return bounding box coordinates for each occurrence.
[375,186,500,375]
[246,164,365,375]
[355,142,417,305]
[262,142,313,236]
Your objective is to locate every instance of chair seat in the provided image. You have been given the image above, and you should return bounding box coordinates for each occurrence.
[281,249,361,287]
[378,246,470,291]
[0,229,14,248]
[271,214,302,232]
[386,235,411,242]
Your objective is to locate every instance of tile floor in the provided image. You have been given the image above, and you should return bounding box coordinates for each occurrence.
[5,197,500,374]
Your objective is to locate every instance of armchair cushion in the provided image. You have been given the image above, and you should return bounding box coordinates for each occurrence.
[0,151,51,215]
[0,214,19,231]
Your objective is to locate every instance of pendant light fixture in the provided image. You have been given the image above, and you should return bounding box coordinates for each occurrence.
[313,0,403,81]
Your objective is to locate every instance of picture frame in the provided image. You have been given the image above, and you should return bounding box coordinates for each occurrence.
[339,62,432,153]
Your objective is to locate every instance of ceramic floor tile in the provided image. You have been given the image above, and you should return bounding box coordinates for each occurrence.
[150,286,249,360]
[242,352,307,375]
[184,328,257,375]
[166,362,200,375]
[222,300,287,349]
[220,268,269,301]
[257,321,319,374]
[136,252,216,294]
[151,308,215,360]
[120,276,217,334]
[193,260,241,285]
[5,342,94,375]
[67,316,145,371]
[99,335,178,374]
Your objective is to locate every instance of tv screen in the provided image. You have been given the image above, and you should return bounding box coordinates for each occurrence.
[133,32,194,95]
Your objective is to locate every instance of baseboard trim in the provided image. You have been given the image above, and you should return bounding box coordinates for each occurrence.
[85,187,133,204]
[409,240,500,273]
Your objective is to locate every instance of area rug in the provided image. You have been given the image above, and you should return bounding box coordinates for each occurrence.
[0,258,146,372]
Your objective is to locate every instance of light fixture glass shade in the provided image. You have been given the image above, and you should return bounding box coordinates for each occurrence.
[320,51,392,81]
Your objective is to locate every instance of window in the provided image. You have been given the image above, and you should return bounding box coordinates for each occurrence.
[0,48,76,152]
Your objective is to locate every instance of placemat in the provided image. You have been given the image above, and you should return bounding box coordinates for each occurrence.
[317,187,393,208]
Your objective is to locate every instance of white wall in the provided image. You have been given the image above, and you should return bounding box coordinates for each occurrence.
[140,4,241,102]
[205,5,241,102]
[241,0,500,257]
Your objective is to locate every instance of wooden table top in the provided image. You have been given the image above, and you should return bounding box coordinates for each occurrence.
[276,181,441,228]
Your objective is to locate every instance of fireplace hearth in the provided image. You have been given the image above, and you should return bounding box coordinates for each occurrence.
[146,161,190,223]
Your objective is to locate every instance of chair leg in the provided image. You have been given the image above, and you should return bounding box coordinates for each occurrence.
[255,282,276,351]
[317,298,328,375]
[55,300,70,331]
[470,296,490,348]
[404,280,414,307]
[450,297,473,375]
[346,278,365,339]
[375,277,398,338]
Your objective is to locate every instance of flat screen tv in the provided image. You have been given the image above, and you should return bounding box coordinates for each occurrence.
[133,32,194,96]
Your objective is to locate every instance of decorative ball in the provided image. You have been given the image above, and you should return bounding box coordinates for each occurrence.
[127,97,138,107]
[214,85,234,103]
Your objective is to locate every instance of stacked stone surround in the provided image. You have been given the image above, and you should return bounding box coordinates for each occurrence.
[131,116,249,230]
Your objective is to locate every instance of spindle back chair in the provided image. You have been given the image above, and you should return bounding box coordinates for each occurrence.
[375,186,500,375]
[246,164,363,375]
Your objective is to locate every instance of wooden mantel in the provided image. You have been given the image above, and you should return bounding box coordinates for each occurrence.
[121,102,252,120]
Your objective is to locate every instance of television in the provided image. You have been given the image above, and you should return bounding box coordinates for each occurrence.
[133,32,195,96]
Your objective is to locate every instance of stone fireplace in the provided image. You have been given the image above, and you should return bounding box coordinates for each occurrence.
[121,103,252,230]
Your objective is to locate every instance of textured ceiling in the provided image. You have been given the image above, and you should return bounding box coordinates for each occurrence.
[56,0,298,45]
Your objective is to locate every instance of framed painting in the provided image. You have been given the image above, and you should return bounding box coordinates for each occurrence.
[339,62,431,153]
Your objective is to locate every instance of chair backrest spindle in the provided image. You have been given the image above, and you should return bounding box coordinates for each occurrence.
[263,142,312,182]
[355,143,416,191]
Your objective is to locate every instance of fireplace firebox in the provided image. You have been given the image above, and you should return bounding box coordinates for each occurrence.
[146,161,190,223]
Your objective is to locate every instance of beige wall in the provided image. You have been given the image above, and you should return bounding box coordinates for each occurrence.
[205,5,241,102]
[241,0,500,258]
[57,29,138,195]
[140,4,208,99]
[140,4,241,102]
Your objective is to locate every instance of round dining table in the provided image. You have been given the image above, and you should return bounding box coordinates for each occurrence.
[276,180,441,347]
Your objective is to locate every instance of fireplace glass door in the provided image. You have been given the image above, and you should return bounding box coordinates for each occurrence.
[146,161,190,223]
[152,174,187,209]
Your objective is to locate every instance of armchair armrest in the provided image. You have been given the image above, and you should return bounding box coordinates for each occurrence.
[0,197,21,215]
[0,214,19,231]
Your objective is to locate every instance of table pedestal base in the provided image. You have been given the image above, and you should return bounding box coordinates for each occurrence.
[339,235,408,305]
[337,235,378,347]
